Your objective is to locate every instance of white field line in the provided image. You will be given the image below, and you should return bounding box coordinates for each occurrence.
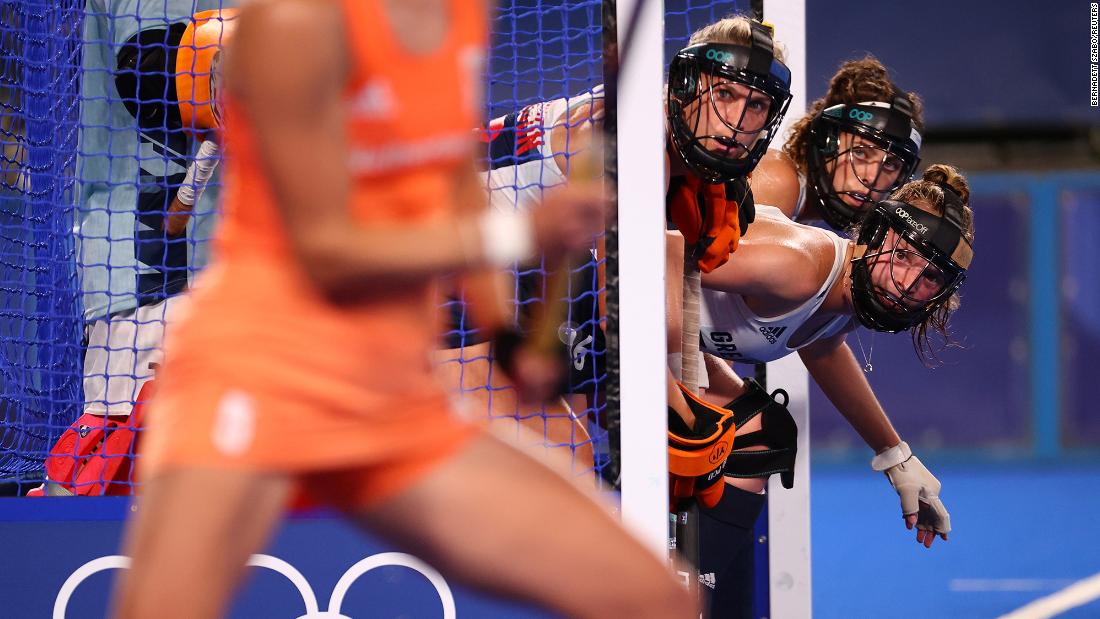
[950,579,1075,592]
[996,571,1100,619]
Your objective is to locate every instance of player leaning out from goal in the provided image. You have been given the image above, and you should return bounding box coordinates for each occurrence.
[436,15,792,493]
[668,163,973,615]
[678,55,928,615]
[752,55,925,230]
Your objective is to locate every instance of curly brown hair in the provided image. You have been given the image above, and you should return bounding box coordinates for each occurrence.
[783,56,924,178]
[886,164,974,364]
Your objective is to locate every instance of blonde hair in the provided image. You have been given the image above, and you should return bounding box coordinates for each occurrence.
[783,55,923,177]
[892,164,974,242]
[687,15,787,63]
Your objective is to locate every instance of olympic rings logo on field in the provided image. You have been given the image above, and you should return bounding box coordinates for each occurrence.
[53,552,456,619]
[848,109,874,122]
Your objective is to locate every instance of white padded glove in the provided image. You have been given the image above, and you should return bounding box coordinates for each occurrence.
[872,441,951,536]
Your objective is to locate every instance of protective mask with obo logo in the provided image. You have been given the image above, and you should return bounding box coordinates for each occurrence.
[806,97,922,231]
[849,188,973,333]
[666,21,793,182]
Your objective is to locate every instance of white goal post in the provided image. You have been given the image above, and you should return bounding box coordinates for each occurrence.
[616,0,811,614]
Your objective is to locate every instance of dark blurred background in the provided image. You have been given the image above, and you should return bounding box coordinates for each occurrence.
[802,0,1100,460]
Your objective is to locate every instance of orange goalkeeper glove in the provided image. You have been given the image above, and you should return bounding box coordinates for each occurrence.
[668,382,736,511]
[668,176,755,273]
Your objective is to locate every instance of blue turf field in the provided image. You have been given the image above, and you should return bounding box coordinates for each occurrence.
[812,463,1100,618]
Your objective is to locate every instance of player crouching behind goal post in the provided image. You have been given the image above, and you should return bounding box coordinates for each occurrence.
[429,18,795,609]
[111,1,696,619]
[433,15,793,504]
[673,164,973,615]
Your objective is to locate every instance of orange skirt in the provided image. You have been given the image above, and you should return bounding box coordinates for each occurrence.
[138,331,478,509]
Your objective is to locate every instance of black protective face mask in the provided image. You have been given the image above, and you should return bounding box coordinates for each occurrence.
[806,99,921,231]
[666,25,792,183]
[850,198,971,333]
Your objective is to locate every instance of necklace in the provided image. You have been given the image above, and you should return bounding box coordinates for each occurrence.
[854,328,875,373]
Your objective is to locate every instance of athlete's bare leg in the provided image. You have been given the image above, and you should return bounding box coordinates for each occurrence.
[112,469,292,619]
[341,432,697,619]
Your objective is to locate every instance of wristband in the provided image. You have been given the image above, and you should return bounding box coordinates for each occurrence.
[478,207,536,267]
[870,441,912,471]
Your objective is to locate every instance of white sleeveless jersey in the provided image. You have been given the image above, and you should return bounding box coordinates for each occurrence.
[791,169,809,221]
[484,86,603,213]
[697,205,850,365]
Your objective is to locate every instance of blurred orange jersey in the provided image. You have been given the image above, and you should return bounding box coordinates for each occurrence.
[142,0,487,481]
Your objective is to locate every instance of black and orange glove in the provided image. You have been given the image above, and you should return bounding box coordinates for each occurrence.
[668,176,754,273]
[668,382,736,511]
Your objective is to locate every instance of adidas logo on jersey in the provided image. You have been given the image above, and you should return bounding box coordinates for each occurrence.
[699,572,717,590]
[350,80,395,119]
[758,325,787,344]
